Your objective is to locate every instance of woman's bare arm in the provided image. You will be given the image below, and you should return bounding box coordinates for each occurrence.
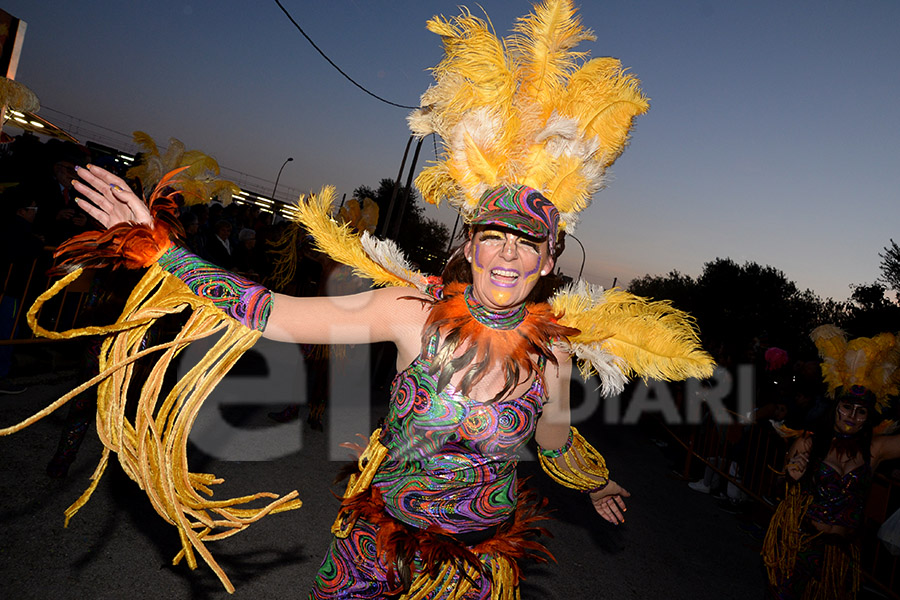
[265,287,429,361]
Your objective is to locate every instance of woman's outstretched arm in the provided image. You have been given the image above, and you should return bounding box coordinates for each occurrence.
[72,164,429,353]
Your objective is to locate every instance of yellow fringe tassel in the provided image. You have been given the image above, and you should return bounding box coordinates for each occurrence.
[331,428,390,538]
[762,483,860,597]
[398,554,519,600]
[762,483,814,587]
[5,264,304,594]
[538,427,609,491]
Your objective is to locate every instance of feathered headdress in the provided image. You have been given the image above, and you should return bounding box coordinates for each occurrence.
[810,324,900,413]
[408,0,649,233]
[127,132,240,206]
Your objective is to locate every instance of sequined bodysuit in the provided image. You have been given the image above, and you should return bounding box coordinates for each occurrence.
[374,337,547,533]
[806,461,871,531]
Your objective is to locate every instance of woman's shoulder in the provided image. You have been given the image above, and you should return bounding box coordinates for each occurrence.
[370,285,432,309]
[369,285,432,330]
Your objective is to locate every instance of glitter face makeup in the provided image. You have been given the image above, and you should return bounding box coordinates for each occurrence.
[835,401,868,434]
[466,227,552,311]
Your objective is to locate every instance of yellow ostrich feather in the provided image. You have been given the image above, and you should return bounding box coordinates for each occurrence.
[425,12,516,114]
[412,9,518,209]
[561,58,649,160]
[413,163,459,209]
[511,0,594,111]
[290,187,419,289]
[551,282,715,388]
[540,153,593,217]
[462,129,505,189]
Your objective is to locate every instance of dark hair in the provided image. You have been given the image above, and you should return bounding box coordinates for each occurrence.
[440,225,567,303]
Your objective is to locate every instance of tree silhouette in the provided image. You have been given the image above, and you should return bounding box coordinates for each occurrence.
[354,179,450,275]
[843,282,900,336]
[628,258,844,364]
[878,239,900,293]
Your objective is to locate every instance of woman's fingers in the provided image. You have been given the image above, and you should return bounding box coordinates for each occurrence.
[592,486,627,525]
[73,164,154,228]
[599,497,625,524]
[74,197,112,228]
[110,184,154,225]
[81,164,129,189]
[71,179,112,210]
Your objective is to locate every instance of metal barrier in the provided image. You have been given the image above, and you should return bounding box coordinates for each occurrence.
[1,253,91,344]
[665,413,900,598]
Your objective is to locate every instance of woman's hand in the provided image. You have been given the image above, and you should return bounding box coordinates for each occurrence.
[73,165,153,229]
[590,480,630,525]
[785,452,808,480]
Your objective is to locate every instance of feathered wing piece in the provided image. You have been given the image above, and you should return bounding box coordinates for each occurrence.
[288,187,431,291]
[810,325,900,413]
[409,0,649,233]
[127,132,240,205]
[550,280,715,396]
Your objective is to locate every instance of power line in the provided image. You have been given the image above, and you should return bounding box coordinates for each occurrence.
[273,0,417,110]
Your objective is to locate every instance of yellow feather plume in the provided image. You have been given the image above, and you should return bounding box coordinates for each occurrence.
[551,282,715,387]
[561,57,649,167]
[511,0,594,111]
[410,0,648,233]
[810,324,900,412]
[289,187,419,289]
[540,153,593,216]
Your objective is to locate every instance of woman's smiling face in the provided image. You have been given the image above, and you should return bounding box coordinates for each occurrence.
[465,226,554,311]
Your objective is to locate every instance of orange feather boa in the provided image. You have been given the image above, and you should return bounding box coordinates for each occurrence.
[420,282,580,403]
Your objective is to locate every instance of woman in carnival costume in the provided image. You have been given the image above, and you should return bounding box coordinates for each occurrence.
[4,1,715,596]
[763,325,900,599]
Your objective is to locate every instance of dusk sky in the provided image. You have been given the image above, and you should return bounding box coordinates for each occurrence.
[6,1,899,302]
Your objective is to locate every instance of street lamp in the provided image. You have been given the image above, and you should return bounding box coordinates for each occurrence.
[271,157,294,201]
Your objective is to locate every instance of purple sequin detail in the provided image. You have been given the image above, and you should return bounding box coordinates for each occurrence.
[158,245,272,331]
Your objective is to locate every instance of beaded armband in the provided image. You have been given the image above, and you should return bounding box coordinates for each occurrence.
[158,245,273,331]
[538,427,609,493]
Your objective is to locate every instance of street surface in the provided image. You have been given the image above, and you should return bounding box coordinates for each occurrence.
[1,356,767,599]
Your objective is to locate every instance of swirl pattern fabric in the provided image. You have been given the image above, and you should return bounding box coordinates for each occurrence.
[374,342,546,534]
[805,462,871,531]
[310,512,492,600]
[158,245,272,331]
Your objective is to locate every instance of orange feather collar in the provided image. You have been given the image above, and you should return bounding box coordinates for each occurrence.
[421,283,579,403]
